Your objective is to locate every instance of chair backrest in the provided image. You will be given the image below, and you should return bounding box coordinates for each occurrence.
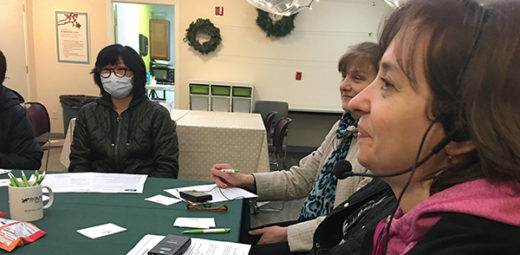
[263,111,277,144]
[254,101,288,125]
[23,102,51,138]
[272,117,292,155]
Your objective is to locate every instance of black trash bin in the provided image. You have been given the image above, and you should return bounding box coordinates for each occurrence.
[59,95,99,135]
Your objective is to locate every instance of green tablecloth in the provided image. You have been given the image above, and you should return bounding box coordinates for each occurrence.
[0,172,245,254]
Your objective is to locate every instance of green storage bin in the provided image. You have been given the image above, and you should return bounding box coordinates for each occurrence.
[211,85,231,96]
[232,87,252,97]
[190,84,210,94]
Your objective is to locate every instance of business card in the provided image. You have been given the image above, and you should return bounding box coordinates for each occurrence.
[77,223,127,239]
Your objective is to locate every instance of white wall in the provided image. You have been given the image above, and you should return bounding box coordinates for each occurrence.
[176,0,390,112]
[0,0,29,100]
[27,0,112,133]
[20,0,390,139]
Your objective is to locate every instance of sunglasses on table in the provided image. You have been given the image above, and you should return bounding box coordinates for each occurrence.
[184,199,230,212]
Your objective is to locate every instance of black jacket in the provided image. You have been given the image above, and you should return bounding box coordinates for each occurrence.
[0,85,42,170]
[69,94,179,178]
[408,212,520,254]
[309,179,397,255]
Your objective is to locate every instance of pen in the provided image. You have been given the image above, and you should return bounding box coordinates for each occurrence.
[37,171,46,185]
[8,173,21,187]
[33,170,40,186]
[183,228,231,234]
[21,171,30,187]
[220,169,239,173]
[8,176,17,187]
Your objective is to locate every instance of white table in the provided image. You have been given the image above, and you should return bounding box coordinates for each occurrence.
[60,110,270,181]
[175,110,270,180]
[146,84,174,100]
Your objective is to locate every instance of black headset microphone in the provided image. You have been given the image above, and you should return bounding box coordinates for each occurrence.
[333,133,453,180]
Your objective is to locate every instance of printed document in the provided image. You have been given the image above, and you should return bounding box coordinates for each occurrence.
[164,184,257,203]
[41,172,147,193]
[126,234,251,255]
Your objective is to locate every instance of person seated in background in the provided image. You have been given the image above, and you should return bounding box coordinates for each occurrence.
[69,44,179,178]
[0,50,43,170]
[347,0,520,253]
[210,42,381,254]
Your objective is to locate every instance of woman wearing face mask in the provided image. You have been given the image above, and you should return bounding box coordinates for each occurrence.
[69,44,179,178]
[347,0,520,254]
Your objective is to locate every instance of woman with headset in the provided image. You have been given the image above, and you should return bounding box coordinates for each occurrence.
[211,42,380,254]
[346,0,520,253]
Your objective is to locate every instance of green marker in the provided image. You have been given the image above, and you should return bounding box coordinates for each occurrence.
[220,169,239,173]
[36,171,46,185]
[8,173,21,187]
[21,171,30,187]
[183,228,230,234]
[33,170,40,186]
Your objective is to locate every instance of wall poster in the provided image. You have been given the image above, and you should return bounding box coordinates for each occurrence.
[55,11,89,64]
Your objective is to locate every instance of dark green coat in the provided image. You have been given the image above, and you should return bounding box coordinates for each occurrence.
[69,94,178,178]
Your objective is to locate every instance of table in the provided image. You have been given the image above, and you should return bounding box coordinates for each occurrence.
[146,84,175,100]
[60,110,270,181]
[175,110,270,180]
[0,171,247,254]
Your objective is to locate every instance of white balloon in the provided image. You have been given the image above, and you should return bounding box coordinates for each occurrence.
[384,0,406,8]
[246,0,316,16]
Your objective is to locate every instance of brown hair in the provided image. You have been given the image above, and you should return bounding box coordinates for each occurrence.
[379,0,520,193]
[338,42,381,76]
[461,1,520,185]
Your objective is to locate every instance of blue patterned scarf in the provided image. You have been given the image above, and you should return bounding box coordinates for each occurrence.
[299,111,357,221]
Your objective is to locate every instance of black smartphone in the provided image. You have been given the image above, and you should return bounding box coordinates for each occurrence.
[179,190,212,202]
[148,234,191,255]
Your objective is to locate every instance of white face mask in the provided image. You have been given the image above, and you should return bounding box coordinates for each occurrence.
[101,75,133,99]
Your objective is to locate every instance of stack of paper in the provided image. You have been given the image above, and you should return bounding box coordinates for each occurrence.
[40,172,147,193]
[126,234,251,255]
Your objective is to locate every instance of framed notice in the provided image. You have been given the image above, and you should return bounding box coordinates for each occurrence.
[55,11,90,64]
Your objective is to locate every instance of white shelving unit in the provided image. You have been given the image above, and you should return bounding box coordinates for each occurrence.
[189,81,254,113]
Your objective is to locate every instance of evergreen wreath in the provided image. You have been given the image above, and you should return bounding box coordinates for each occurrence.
[256,9,297,38]
[184,18,222,55]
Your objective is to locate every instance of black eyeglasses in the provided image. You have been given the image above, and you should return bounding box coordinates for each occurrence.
[99,67,131,78]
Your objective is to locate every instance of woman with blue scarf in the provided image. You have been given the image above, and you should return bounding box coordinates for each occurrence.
[211,42,381,254]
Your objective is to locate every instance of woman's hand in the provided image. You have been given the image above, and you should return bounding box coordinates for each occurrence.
[210,163,255,190]
[248,226,288,244]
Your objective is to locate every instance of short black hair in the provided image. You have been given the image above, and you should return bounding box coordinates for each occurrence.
[0,50,6,84]
[91,44,146,97]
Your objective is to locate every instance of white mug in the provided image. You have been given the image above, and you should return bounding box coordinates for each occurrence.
[8,185,54,222]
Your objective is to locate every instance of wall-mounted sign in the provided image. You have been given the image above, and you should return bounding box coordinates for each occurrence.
[55,11,89,64]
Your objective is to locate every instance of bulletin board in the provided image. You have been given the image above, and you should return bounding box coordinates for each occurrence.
[55,11,90,64]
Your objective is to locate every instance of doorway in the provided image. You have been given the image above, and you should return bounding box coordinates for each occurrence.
[112,2,175,105]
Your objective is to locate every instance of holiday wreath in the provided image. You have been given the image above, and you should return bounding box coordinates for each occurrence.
[184,18,221,54]
[256,9,297,38]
